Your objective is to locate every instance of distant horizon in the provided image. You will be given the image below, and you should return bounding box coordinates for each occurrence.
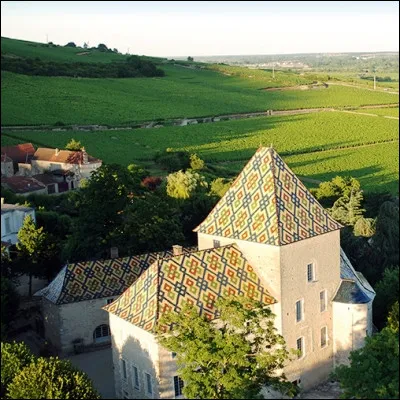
[2,35,399,60]
[1,1,398,57]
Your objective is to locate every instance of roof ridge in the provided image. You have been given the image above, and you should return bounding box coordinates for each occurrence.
[269,147,282,245]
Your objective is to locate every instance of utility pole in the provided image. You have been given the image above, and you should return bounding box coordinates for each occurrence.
[272,63,275,79]
[46,33,48,43]
[127,47,130,55]
[373,70,376,90]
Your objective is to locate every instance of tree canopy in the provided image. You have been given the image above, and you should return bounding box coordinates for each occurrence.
[156,295,295,399]
[65,138,82,151]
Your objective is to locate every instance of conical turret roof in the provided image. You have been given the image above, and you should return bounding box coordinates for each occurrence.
[195,147,342,245]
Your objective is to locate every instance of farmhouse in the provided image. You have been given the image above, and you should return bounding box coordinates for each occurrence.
[102,147,375,398]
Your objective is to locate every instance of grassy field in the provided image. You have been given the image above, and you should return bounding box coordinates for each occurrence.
[2,67,398,126]
[346,107,399,117]
[1,36,131,63]
[2,111,398,193]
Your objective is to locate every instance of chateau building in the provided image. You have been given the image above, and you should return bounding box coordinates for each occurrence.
[36,147,375,398]
[104,147,375,398]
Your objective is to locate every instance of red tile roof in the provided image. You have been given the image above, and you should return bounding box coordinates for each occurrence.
[1,176,46,193]
[33,148,101,164]
[1,143,35,164]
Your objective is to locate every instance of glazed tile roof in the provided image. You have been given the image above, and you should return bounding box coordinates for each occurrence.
[104,244,275,332]
[334,248,375,304]
[194,147,342,246]
[34,250,174,304]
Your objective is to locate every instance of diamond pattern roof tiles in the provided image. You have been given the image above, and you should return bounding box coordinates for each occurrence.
[194,147,342,245]
[103,244,275,332]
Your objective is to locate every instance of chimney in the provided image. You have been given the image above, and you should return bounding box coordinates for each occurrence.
[81,147,88,164]
[172,245,183,256]
[110,247,119,258]
[55,148,60,156]
[1,198,4,205]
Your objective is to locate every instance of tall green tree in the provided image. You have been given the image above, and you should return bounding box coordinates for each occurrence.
[65,138,82,151]
[1,278,20,340]
[334,326,399,399]
[166,170,208,199]
[156,295,295,399]
[329,189,365,226]
[16,215,49,296]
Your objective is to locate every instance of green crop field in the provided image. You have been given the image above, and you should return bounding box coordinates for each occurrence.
[2,111,398,193]
[346,107,399,117]
[2,67,398,126]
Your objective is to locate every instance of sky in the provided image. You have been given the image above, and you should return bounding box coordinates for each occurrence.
[1,1,399,57]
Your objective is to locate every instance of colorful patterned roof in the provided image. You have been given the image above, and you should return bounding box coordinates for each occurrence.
[104,244,275,332]
[35,250,175,304]
[194,147,342,246]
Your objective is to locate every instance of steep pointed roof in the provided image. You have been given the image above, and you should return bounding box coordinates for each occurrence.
[104,244,275,332]
[194,147,342,246]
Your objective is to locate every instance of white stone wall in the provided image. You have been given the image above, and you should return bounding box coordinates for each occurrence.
[1,161,14,177]
[42,296,115,354]
[280,231,341,389]
[333,301,371,367]
[1,209,36,244]
[31,160,102,180]
[42,297,62,350]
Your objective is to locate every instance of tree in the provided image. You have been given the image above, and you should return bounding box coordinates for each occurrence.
[1,341,35,396]
[97,43,108,52]
[156,295,295,399]
[65,138,82,151]
[189,153,205,170]
[65,42,76,47]
[210,178,232,198]
[373,266,399,329]
[312,176,362,208]
[166,170,208,199]
[16,215,48,296]
[371,201,399,268]
[187,56,194,62]
[1,278,20,340]
[329,188,365,226]
[334,326,399,399]
[387,301,399,334]
[353,217,376,237]
[6,356,100,399]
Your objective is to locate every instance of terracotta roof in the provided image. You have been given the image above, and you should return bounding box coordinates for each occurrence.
[194,147,342,246]
[104,244,275,332]
[1,176,46,194]
[34,249,176,304]
[32,148,101,164]
[1,143,35,164]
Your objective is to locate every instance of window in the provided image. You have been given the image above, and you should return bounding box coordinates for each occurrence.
[296,337,304,359]
[321,326,328,348]
[145,373,153,395]
[320,290,327,312]
[121,359,127,380]
[174,376,184,397]
[213,239,220,248]
[93,324,111,343]
[4,216,11,234]
[295,300,303,322]
[307,263,314,282]
[47,184,56,194]
[107,298,115,304]
[132,365,140,390]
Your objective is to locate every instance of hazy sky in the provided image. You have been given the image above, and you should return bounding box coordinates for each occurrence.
[1,1,399,57]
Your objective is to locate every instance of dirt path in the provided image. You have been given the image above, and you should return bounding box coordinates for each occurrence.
[2,104,398,133]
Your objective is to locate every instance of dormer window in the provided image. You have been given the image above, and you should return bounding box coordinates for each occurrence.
[213,240,220,248]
